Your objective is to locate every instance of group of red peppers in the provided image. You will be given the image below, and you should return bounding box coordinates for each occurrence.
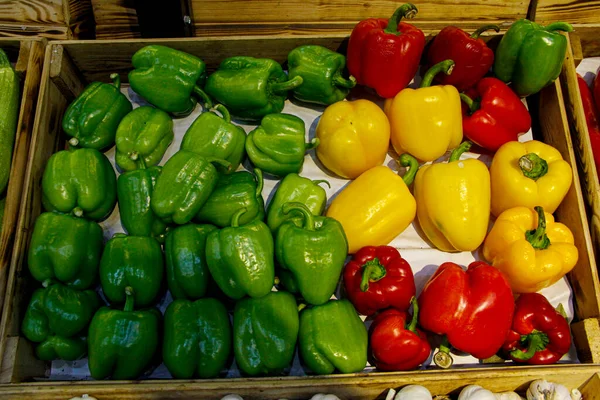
[579,71,600,171]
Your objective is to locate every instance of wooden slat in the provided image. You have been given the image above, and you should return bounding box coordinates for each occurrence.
[535,0,600,25]
[571,25,600,59]
[91,0,139,39]
[48,44,86,102]
[64,0,94,39]
[0,0,65,26]
[579,373,600,400]
[572,319,600,363]
[0,23,70,40]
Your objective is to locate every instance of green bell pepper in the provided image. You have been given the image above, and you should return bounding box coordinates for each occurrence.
[63,73,132,150]
[299,299,368,374]
[288,45,356,105]
[42,148,117,221]
[246,113,318,177]
[206,208,275,299]
[195,168,265,227]
[99,233,163,307]
[275,202,348,305]
[165,223,217,300]
[234,291,299,376]
[115,106,174,172]
[117,162,167,242]
[204,56,303,121]
[28,212,103,290]
[180,104,247,173]
[22,283,100,361]
[151,150,230,225]
[493,19,573,97]
[266,173,329,232]
[163,298,231,378]
[88,286,161,380]
[129,45,212,117]
[0,48,20,195]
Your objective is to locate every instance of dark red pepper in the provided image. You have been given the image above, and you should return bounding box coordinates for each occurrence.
[418,261,515,368]
[502,293,571,365]
[459,77,532,151]
[578,74,600,173]
[343,246,416,316]
[347,3,425,99]
[425,25,498,92]
[369,298,431,371]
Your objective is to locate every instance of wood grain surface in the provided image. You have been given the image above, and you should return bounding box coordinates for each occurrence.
[534,0,600,25]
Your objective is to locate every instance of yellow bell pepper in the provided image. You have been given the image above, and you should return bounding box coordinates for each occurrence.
[415,142,490,252]
[490,140,572,217]
[326,154,418,254]
[385,60,462,162]
[483,206,578,293]
[316,99,390,179]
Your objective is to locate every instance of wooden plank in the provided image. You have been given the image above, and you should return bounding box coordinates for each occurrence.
[0,0,65,26]
[49,44,86,102]
[91,0,139,39]
[535,0,600,25]
[0,22,70,40]
[64,0,94,39]
[571,319,600,363]
[579,373,600,400]
[571,25,600,58]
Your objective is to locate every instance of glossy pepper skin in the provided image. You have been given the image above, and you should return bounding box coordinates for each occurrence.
[28,212,103,290]
[165,224,217,300]
[63,73,132,150]
[386,60,463,162]
[117,162,167,242]
[180,104,246,173]
[490,140,572,216]
[316,99,390,179]
[275,202,348,305]
[206,208,275,299]
[288,45,356,105]
[195,169,264,227]
[88,286,161,380]
[22,283,100,361]
[415,142,491,252]
[326,155,418,254]
[246,113,317,177]
[0,48,20,195]
[299,299,368,374]
[370,298,431,371]
[234,291,299,376]
[343,246,415,316]
[163,298,231,378]
[99,234,164,307]
[425,25,498,92]
[151,150,229,225]
[205,56,303,121]
[42,148,117,221]
[483,206,578,293]
[347,3,425,98]
[460,78,532,151]
[418,261,515,367]
[502,293,571,365]
[578,74,600,173]
[266,173,329,233]
[493,19,573,97]
[129,45,212,117]
[115,106,174,172]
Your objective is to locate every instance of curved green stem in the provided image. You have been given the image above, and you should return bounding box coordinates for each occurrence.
[433,336,454,369]
[398,154,419,185]
[384,3,418,35]
[470,24,500,39]
[406,297,419,333]
[282,202,315,231]
[253,168,264,197]
[545,22,573,33]
[359,258,387,292]
[449,141,472,162]
[208,158,232,173]
[193,86,213,108]
[305,138,320,150]
[231,208,248,228]
[213,104,231,123]
[459,93,481,114]
[519,153,548,180]
[110,73,121,89]
[334,74,357,89]
[312,179,331,189]
[271,76,303,94]
[510,331,549,361]
[525,206,551,250]
[420,60,455,88]
[124,286,135,312]
[136,157,147,170]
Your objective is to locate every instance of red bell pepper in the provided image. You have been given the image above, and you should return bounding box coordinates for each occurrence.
[347,3,425,99]
[460,77,531,151]
[578,74,600,173]
[502,293,571,365]
[418,261,515,368]
[594,70,600,114]
[343,246,416,316]
[369,298,431,371]
[425,25,499,92]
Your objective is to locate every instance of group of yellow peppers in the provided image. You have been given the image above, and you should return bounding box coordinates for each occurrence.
[315,85,578,294]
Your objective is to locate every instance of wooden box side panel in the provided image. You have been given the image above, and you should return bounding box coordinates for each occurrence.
[534,0,600,25]
[91,0,140,39]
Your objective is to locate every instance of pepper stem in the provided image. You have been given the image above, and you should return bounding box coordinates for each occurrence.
[545,22,574,33]
[282,202,315,231]
[449,141,472,162]
[359,258,387,292]
[213,104,231,123]
[72,207,84,218]
[420,60,455,88]
[333,74,357,89]
[470,24,500,39]
[433,336,454,369]
[525,206,551,250]
[193,86,214,109]
[312,179,331,189]
[271,76,304,94]
[207,158,232,173]
[406,297,419,333]
[253,168,264,197]
[398,154,419,185]
[110,73,121,89]
[136,157,147,170]
[384,3,418,35]
[510,331,550,361]
[305,138,320,150]
[519,153,549,180]
[230,208,248,228]
[459,93,481,115]
[124,286,135,312]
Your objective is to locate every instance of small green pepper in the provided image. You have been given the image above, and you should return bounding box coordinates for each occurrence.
[0,48,20,195]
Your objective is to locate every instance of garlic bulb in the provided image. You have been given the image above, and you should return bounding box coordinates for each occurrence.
[221,395,244,400]
[69,396,98,400]
[309,395,342,400]
[527,380,582,400]
[458,385,498,400]
[394,385,433,400]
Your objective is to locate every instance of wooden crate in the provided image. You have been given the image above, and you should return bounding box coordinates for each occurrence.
[92,0,140,40]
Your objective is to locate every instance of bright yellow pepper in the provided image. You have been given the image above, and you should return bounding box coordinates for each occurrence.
[315,99,390,179]
[491,140,572,217]
[385,60,462,162]
[483,206,578,293]
[415,142,490,252]
[326,155,418,254]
